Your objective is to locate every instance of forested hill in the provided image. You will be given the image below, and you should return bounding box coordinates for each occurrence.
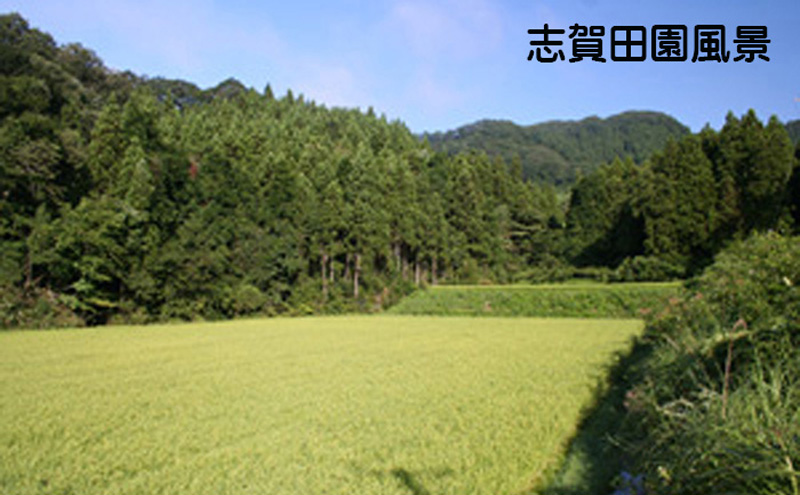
[0,13,564,327]
[424,112,690,185]
[1,12,798,329]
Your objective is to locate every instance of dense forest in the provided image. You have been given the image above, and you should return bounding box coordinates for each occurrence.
[0,13,562,326]
[1,13,798,328]
[565,111,799,276]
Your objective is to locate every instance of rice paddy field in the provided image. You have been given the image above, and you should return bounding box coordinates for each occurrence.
[0,315,642,495]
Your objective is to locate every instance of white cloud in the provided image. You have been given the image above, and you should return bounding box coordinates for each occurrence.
[291,62,370,109]
[386,0,503,60]
[413,70,468,111]
[371,0,504,122]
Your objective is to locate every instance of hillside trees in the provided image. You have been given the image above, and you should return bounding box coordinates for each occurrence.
[564,111,798,278]
[565,156,645,267]
[2,13,798,326]
[714,111,795,234]
[1,13,555,325]
[425,111,690,185]
[640,135,716,265]
[789,143,800,228]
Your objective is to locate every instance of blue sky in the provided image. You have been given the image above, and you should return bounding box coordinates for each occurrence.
[3,0,799,133]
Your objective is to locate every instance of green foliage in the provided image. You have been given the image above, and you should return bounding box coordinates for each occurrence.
[514,253,575,283]
[564,157,646,267]
[611,256,686,282]
[1,14,557,326]
[789,147,800,230]
[787,119,800,145]
[617,232,800,495]
[716,111,795,234]
[641,135,716,259]
[52,196,128,321]
[0,285,83,329]
[425,111,689,185]
[564,111,798,277]
[2,14,797,328]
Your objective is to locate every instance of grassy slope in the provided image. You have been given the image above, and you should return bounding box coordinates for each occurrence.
[389,282,680,318]
[0,316,642,495]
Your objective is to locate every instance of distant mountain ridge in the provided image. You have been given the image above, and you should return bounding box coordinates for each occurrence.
[424,111,691,185]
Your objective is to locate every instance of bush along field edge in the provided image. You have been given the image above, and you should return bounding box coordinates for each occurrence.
[543,232,800,495]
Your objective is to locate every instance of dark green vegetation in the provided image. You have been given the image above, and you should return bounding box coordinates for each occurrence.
[427,114,800,188]
[786,119,800,145]
[622,233,800,494]
[564,112,800,277]
[0,14,563,327]
[1,12,798,330]
[389,282,679,318]
[424,112,690,185]
[545,233,800,495]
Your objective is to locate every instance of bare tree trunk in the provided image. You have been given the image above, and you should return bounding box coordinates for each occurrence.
[24,250,32,290]
[344,252,351,281]
[402,252,409,280]
[321,251,329,299]
[394,243,401,272]
[353,253,361,298]
[330,255,335,284]
[431,255,438,285]
[414,258,421,286]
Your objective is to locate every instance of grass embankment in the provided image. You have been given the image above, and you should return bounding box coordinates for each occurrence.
[0,316,642,495]
[389,282,680,318]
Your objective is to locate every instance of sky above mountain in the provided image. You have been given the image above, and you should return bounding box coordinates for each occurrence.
[3,0,799,132]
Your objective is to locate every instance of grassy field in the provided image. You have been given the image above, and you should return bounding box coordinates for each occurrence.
[0,316,642,495]
[389,282,680,318]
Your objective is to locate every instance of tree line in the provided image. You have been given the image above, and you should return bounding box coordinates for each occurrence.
[564,111,799,278]
[0,13,561,326]
[1,13,798,327]
[424,111,691,185]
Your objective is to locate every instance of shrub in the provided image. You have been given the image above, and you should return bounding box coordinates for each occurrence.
[515,254,576,283]
[612,255,686,282]
[618,233,800,495]
[0,286,84,329]
[227,283,267,315]
[573,265,614,283]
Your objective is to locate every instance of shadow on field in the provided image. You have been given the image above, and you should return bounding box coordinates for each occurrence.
[391,468,431,495]
[369,466,454,495]
[534,340,652,495]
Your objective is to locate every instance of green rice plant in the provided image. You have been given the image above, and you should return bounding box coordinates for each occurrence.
[0,316,642,495]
